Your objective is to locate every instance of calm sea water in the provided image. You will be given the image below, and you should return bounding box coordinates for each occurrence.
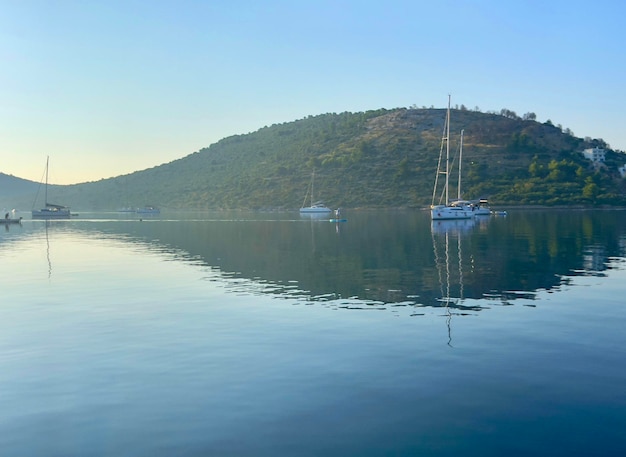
[1,209,625,456]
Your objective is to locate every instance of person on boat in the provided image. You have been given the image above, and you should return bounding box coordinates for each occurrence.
[4,212,9,219]
[335,208,341,218]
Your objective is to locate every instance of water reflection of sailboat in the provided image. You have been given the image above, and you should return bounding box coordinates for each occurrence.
[431,217,476,235]
[431,218,476,345]
[45,221,52,279]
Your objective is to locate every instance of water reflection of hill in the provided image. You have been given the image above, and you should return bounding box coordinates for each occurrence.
[19,210,626,308]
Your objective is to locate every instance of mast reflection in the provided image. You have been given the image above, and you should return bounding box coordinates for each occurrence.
[45,221,52,279]
[431,218,477,345]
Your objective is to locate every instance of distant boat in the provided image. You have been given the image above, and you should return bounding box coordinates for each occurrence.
[300,202,332,214]
[32,157,72,219]
[2,209,22,224]
[473,199,492,216]
[300,171,332,214]
[430,96,474,220]
[136,206,160,215]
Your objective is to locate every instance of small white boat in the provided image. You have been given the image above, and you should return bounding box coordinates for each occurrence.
[473,199,491,216]
[136,206,160,214]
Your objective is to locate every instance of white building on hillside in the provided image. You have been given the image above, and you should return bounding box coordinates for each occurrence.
[582,147,606,163]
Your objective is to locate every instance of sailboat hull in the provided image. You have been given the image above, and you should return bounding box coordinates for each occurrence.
[32,208,71,219]
[299,206,332,213]
[431,205,474,220]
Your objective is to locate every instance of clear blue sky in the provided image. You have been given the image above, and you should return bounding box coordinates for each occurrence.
[2,0,625,184]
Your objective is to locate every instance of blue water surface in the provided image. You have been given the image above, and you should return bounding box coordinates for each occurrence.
[1,210,625,456]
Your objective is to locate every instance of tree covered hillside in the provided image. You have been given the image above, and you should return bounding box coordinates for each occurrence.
[3,107,625,210]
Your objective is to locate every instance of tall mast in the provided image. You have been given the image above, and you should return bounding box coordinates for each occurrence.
[45,156,49,206]
[458,129,464,201]
[311,171,315,206]
[445,95,451,205]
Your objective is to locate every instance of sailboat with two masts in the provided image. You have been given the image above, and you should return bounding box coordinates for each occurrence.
[430,96,474,220]
[32,156,72,219]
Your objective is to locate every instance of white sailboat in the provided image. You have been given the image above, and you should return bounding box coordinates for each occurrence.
[300,171,332,214]
[431,96,475,220]
[32,156,71,219]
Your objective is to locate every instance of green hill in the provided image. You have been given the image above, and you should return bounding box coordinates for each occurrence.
[2,107,626,210]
